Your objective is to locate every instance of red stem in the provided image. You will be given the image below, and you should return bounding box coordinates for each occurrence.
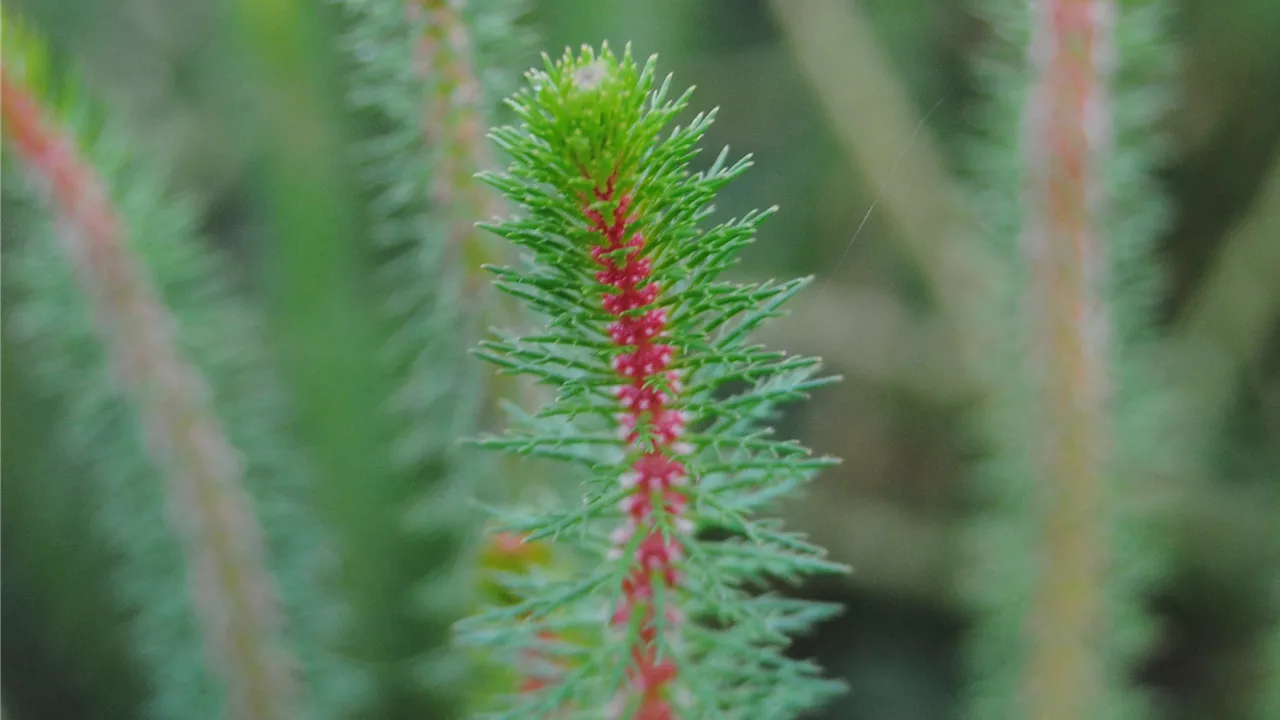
[1,65,299,718]
[1022,0,1114,717]
[584,178,692,719]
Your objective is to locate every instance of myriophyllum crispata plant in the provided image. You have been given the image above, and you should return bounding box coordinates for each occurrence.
[458,44,847,720]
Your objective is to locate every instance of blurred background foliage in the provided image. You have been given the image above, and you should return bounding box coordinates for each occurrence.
[2,0,1279,719]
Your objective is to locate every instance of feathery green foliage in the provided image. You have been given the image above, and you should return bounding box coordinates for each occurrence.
[1,13,357,719]
[958,1,1176,719]
[230,0,522,715]
[10,1,1271,718]
[459,44,847,719]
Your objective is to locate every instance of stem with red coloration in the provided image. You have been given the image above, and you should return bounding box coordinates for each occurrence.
[2,60,299,720]
[1022,0,1114,717]
[585,182,692,718]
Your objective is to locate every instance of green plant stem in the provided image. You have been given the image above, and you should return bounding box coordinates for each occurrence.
[231,0,386,491]
[232,0,405,703]
[234,0,490,715]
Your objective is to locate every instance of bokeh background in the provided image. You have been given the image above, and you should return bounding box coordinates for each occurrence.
[4,1,1280,718]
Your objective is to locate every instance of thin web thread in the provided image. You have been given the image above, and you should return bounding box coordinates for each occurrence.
[829,97,945,277]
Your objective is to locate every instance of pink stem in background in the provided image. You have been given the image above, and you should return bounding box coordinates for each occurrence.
[413,0,503,285]
[1021,0,1115,717]
[411,0,542,419]
[1,66,299,720]
[585,180,691,720]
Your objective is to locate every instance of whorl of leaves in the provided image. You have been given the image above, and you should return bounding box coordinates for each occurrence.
[458,44,847,720]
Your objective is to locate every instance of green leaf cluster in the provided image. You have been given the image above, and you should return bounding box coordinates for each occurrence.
[460,44,847,720]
